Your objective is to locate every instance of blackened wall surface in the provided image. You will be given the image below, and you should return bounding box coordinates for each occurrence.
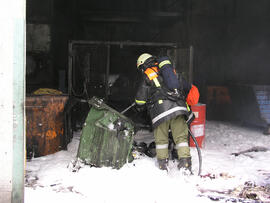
[27,0,270,98]
[190,0,270,93]
[228,0,270,85]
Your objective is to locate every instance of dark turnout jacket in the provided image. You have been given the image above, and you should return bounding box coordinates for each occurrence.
[135,59,191,129]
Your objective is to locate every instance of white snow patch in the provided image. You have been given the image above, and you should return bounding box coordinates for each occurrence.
[25,121,270,203]
[108,123,115,130]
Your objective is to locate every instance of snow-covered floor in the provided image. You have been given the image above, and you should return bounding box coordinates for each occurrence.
[25,121,270,203]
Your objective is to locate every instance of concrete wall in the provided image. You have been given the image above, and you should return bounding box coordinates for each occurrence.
[0,1,25,202]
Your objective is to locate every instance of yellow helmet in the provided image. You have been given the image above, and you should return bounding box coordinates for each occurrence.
[137,53,153,69]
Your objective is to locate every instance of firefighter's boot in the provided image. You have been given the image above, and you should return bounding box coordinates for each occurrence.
[158,158,168,171]
[178,157,192,172]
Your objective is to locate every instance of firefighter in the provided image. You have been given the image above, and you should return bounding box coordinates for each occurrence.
[135,53,193,172]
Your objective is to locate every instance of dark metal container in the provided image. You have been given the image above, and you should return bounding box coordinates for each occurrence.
[26,95,68,157]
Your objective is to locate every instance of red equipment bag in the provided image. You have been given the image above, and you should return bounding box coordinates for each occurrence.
[186,85,200,106]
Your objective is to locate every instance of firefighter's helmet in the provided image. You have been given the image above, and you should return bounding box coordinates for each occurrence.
[136,53,153,69]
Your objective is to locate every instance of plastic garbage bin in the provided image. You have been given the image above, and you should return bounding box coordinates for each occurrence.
[77,97,135,169]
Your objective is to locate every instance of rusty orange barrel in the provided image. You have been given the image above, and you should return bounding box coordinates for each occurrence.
[26,95,68,157]
[189,103,206,148]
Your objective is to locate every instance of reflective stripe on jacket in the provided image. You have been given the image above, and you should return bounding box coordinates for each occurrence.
[135,65,189,129]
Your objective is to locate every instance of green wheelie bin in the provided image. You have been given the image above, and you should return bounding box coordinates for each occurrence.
[77,97,135,169]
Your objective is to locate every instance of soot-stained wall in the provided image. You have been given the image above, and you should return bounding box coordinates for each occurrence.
[27,0,270,95]
[190,0,270,90]
[228,0,270,85]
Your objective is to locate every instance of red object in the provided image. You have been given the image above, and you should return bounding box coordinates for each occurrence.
[186,85,200,106]
[189,103,206,148]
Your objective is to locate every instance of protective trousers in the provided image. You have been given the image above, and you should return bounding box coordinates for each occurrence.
[154,115,190,160]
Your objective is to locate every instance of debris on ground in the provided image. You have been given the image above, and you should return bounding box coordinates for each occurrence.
[231,146,269,158]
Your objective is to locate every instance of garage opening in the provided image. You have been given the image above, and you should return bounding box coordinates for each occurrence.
[22,1,270,202]
[25,1,196,159]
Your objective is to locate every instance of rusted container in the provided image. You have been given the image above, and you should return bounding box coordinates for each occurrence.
[26,95,68,157]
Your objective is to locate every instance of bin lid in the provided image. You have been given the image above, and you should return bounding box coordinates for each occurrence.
[88,96,135,126]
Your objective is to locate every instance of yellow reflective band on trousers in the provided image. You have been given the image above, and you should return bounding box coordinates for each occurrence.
[154,115,190,159]
[156,144,168,149]
[158,60,171,68]
[135,99,146,104]
[175,142,189,149]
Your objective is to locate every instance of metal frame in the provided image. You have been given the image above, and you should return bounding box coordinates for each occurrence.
[68,40,179,99]
[68,40,178,48]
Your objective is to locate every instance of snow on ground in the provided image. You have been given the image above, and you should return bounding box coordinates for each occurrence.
[25,121,270,203]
